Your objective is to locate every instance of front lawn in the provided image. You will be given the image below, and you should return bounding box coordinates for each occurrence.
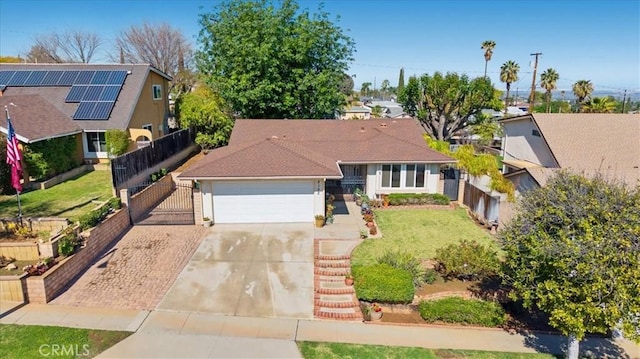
[0,170,113,222]
[297,342,558,359]
[0,324,131,359]
[351,208,498,265]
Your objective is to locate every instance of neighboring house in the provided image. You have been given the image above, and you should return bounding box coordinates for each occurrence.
[366,100,410,119]
[179,119,455,224]
[465,113,640,227]
[339,105,371,120]
[0,63,172,164]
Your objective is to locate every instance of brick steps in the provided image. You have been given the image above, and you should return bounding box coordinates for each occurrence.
[313,238,363,321]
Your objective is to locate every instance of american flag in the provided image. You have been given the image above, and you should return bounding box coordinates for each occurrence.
[6,116,22,192]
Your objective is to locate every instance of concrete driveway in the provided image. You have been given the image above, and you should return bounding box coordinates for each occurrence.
[157,224,314,319]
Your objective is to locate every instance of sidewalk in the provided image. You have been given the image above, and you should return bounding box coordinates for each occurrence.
[2,303,638,358]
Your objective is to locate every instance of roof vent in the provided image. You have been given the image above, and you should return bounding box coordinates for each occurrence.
[269,135,278,140]
[360,126,365,132]
[380,122,387,128]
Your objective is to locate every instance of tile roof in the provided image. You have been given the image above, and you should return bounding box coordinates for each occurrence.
[0,94,81,143]
[181,119,454,179]
[0,63,169,134]
[503,113,640,186]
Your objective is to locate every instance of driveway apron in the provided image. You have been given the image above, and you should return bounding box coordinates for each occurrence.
[157,223,314,319]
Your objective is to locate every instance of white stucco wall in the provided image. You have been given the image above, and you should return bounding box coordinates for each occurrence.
[314,180,326,216]
[200,180,214,221]
[502,118,557,167]
[366,165,377,199]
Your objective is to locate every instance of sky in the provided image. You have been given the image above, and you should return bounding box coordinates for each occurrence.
[1,0,639,97]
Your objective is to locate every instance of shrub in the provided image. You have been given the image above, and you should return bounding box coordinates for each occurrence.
[58,229,78,257]
[352,264,415,304]
[78,198,121,231]
[419,297,506,327]
[23,136,78,181]
[424,268,438,284]
[105,129,130,157]
[435,240,500,281]
[377,250,427,287]
[387,193,450,206]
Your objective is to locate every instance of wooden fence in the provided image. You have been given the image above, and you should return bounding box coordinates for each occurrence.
[111,128,196,190]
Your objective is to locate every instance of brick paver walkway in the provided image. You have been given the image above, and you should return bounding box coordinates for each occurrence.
[51,225,207,310]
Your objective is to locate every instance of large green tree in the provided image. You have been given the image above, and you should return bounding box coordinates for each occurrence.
[539,68,559,113]
[399,72,500,141]
[175,86,234,150]
[501,171,640,359]
[481,40,496,79]
[197,0,355,119]
[499,60,519,113]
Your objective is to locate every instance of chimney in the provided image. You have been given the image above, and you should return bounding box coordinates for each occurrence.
[380,122,387,128]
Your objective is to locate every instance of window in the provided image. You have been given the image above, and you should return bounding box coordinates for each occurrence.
[152,84,162,100]
[142,124,152,136]
[532,129,540,137]
[86,132,106,152]
[382,164,426,188]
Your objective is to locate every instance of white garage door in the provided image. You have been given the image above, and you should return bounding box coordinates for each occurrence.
[212,180,314,223]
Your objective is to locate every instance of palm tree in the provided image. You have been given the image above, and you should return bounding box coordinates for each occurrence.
[572,80,593,112]
[582,97,617,113]
[380,79,390,100]
[360,82,371,97]
[481,40,496,79]
[540,68,559,113]
[500,60,520,113]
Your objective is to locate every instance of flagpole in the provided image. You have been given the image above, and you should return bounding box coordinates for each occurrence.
[5,106,23,223]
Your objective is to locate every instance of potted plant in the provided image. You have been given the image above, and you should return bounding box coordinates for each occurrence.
[314,215,325,228]
[344,273,354,286]
[382,194,390,207]
[369,226,377,236]
[369,303,383,321]
[202,217,212,227]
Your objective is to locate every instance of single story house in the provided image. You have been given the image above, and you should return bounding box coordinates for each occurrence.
[339,105,372,120]
[179,119,455,224]
[0,63,172,164]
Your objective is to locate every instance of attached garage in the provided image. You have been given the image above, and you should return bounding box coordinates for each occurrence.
[209,180,315,224]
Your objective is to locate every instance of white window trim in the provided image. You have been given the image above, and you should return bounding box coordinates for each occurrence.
[152,84,162,100]
[83,131,108,158]
[379,164,428,189]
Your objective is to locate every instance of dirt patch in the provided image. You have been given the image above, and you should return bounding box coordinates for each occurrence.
[416,278,477,296]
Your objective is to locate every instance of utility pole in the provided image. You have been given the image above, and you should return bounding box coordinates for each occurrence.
[528,52,542,113]
[621,89,627,113]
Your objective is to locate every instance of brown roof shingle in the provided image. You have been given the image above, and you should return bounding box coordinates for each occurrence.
[504,113,640,185]
[0,94,81,142]
[181,119,454,179]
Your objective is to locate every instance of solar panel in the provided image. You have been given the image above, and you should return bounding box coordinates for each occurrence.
[106,71,127,85]
[82,86,104,101]
[74,71,95,84]
[25,71,47,86]
[58,71,79,86]
[99,85,121,101]
[42,71,64,86]
[91,71,110,84]
[65,85,88,102]
[0,71,16,85]
[91,101,115,120]
[73,102,97,119]
[7,71,31,86]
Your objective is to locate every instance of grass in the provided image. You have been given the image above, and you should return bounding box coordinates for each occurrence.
[297,342,559,359]
[351,208,499,265]
[0,170,113,222]
[0,324,132,358]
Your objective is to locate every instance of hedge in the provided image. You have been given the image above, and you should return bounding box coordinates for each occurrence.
[78,197,122,231]
[387,193,450,206]
[352,264,415,304]
[419,297,506,327]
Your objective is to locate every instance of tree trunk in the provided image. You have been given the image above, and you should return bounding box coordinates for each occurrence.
[504,86,511,114]
[484,61,488,79]
[566,334,579,359]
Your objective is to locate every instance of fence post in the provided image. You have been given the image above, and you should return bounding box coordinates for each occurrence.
[119,189,133,225]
